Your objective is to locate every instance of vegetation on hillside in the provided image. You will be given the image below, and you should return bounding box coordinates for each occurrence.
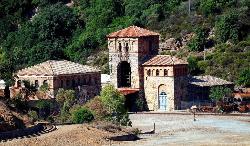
[0,0,249,85]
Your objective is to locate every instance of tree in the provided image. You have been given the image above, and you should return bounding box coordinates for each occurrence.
[237,68,250,87]
[215,11,240,43]
[56,88,76,123]
[71,107,94,124]
[187,55,201,75]
[188,27,208,52]
[100,85,131,126]
[209,86,232,102]
[1,3,79,77]
[56,89,76,108]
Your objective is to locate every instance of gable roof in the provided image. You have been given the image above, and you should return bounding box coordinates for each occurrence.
[107,26,160,38]
[189,75,233,87]
[143,55,188,66]
[16,60,100,76]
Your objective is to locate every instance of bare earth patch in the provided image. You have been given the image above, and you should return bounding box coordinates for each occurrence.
[113,114,250,146]
[1,114,250,146]
[1,124,129,146]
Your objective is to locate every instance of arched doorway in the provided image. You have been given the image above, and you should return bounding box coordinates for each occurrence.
[159,92,167,110]
[117,61,131,88]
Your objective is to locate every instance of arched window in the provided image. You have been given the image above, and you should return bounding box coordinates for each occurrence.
[164,69,168,76]
[17,80,21,87]
[35,80,39,88]
[118,43,122,52]
[156,69,160,76]
[147,69,151,76]
[43,80,48,85]
[125,43,129,52]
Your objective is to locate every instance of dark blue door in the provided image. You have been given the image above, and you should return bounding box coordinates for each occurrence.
[159,92,167,110]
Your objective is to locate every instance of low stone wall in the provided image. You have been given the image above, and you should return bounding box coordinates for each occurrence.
[0,124,44,141]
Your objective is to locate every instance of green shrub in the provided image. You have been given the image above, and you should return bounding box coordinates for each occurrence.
[209,86,232,102]
[71,107,94,124]
[85,96,108,120]
[135,97,144,112]
[100,85,131,126]
[237,68,250,87]
[28,110,38,122]
[215,11,239,44]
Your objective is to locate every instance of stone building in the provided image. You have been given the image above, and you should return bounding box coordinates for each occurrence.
[107,26,234,112]
[14,60,101,100]
[188,75,234,101]
[143,55,188,111]
[107,26,188,111]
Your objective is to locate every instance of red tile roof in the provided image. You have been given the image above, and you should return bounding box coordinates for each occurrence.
[118,88,139,96]
[107,26,159,38]
[143,55,188,66]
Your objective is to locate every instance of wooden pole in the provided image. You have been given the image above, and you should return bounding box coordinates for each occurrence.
[153,123,155,133]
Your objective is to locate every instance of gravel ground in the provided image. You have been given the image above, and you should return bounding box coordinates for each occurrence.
[1,114,250,146]
[0,124,121,146]
[115,114,250,146]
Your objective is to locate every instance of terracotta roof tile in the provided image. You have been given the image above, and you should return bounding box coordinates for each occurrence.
[143,55,188,66]
[17,60,100,76]
[107,26,159,38]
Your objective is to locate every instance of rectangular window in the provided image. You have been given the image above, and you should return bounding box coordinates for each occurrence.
[61,80,64,88]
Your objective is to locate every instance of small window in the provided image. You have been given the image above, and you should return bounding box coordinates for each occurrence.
[164,69,168,76]
[77,78,80,86]
[17,80,22,87]
[66,80,70,87]
[156,69,160,76]
[43,80,48,85]
[35,80,39,88]
[147,69,151,76]
[60,80,64,88]
[125,43,129,52]
[72,79,76,87]
[118,43,122,52]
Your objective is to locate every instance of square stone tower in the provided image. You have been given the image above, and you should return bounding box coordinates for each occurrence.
[107,26,160,89]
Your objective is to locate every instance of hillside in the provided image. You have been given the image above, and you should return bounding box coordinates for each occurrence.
[0,101,27,132]
[0,0,249,86]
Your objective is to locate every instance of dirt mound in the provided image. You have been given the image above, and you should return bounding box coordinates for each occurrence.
[0,101,25,132]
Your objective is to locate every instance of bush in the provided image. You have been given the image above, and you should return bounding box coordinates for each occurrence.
[209,86,232,102]
[71,107,94,124]
[237,68,250,87]
[28,110,38,122]
[56,89,76,108]
[188,27,208,52]
[135,97,144,112]
[215,11,239,44]
[85,96,108,120]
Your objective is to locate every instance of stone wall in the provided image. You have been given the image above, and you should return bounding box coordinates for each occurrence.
[143,66,188,111]
[144,75,175,111]
[15,72,101,99]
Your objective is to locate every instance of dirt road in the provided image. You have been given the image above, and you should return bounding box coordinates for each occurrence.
[115,114,250,146]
